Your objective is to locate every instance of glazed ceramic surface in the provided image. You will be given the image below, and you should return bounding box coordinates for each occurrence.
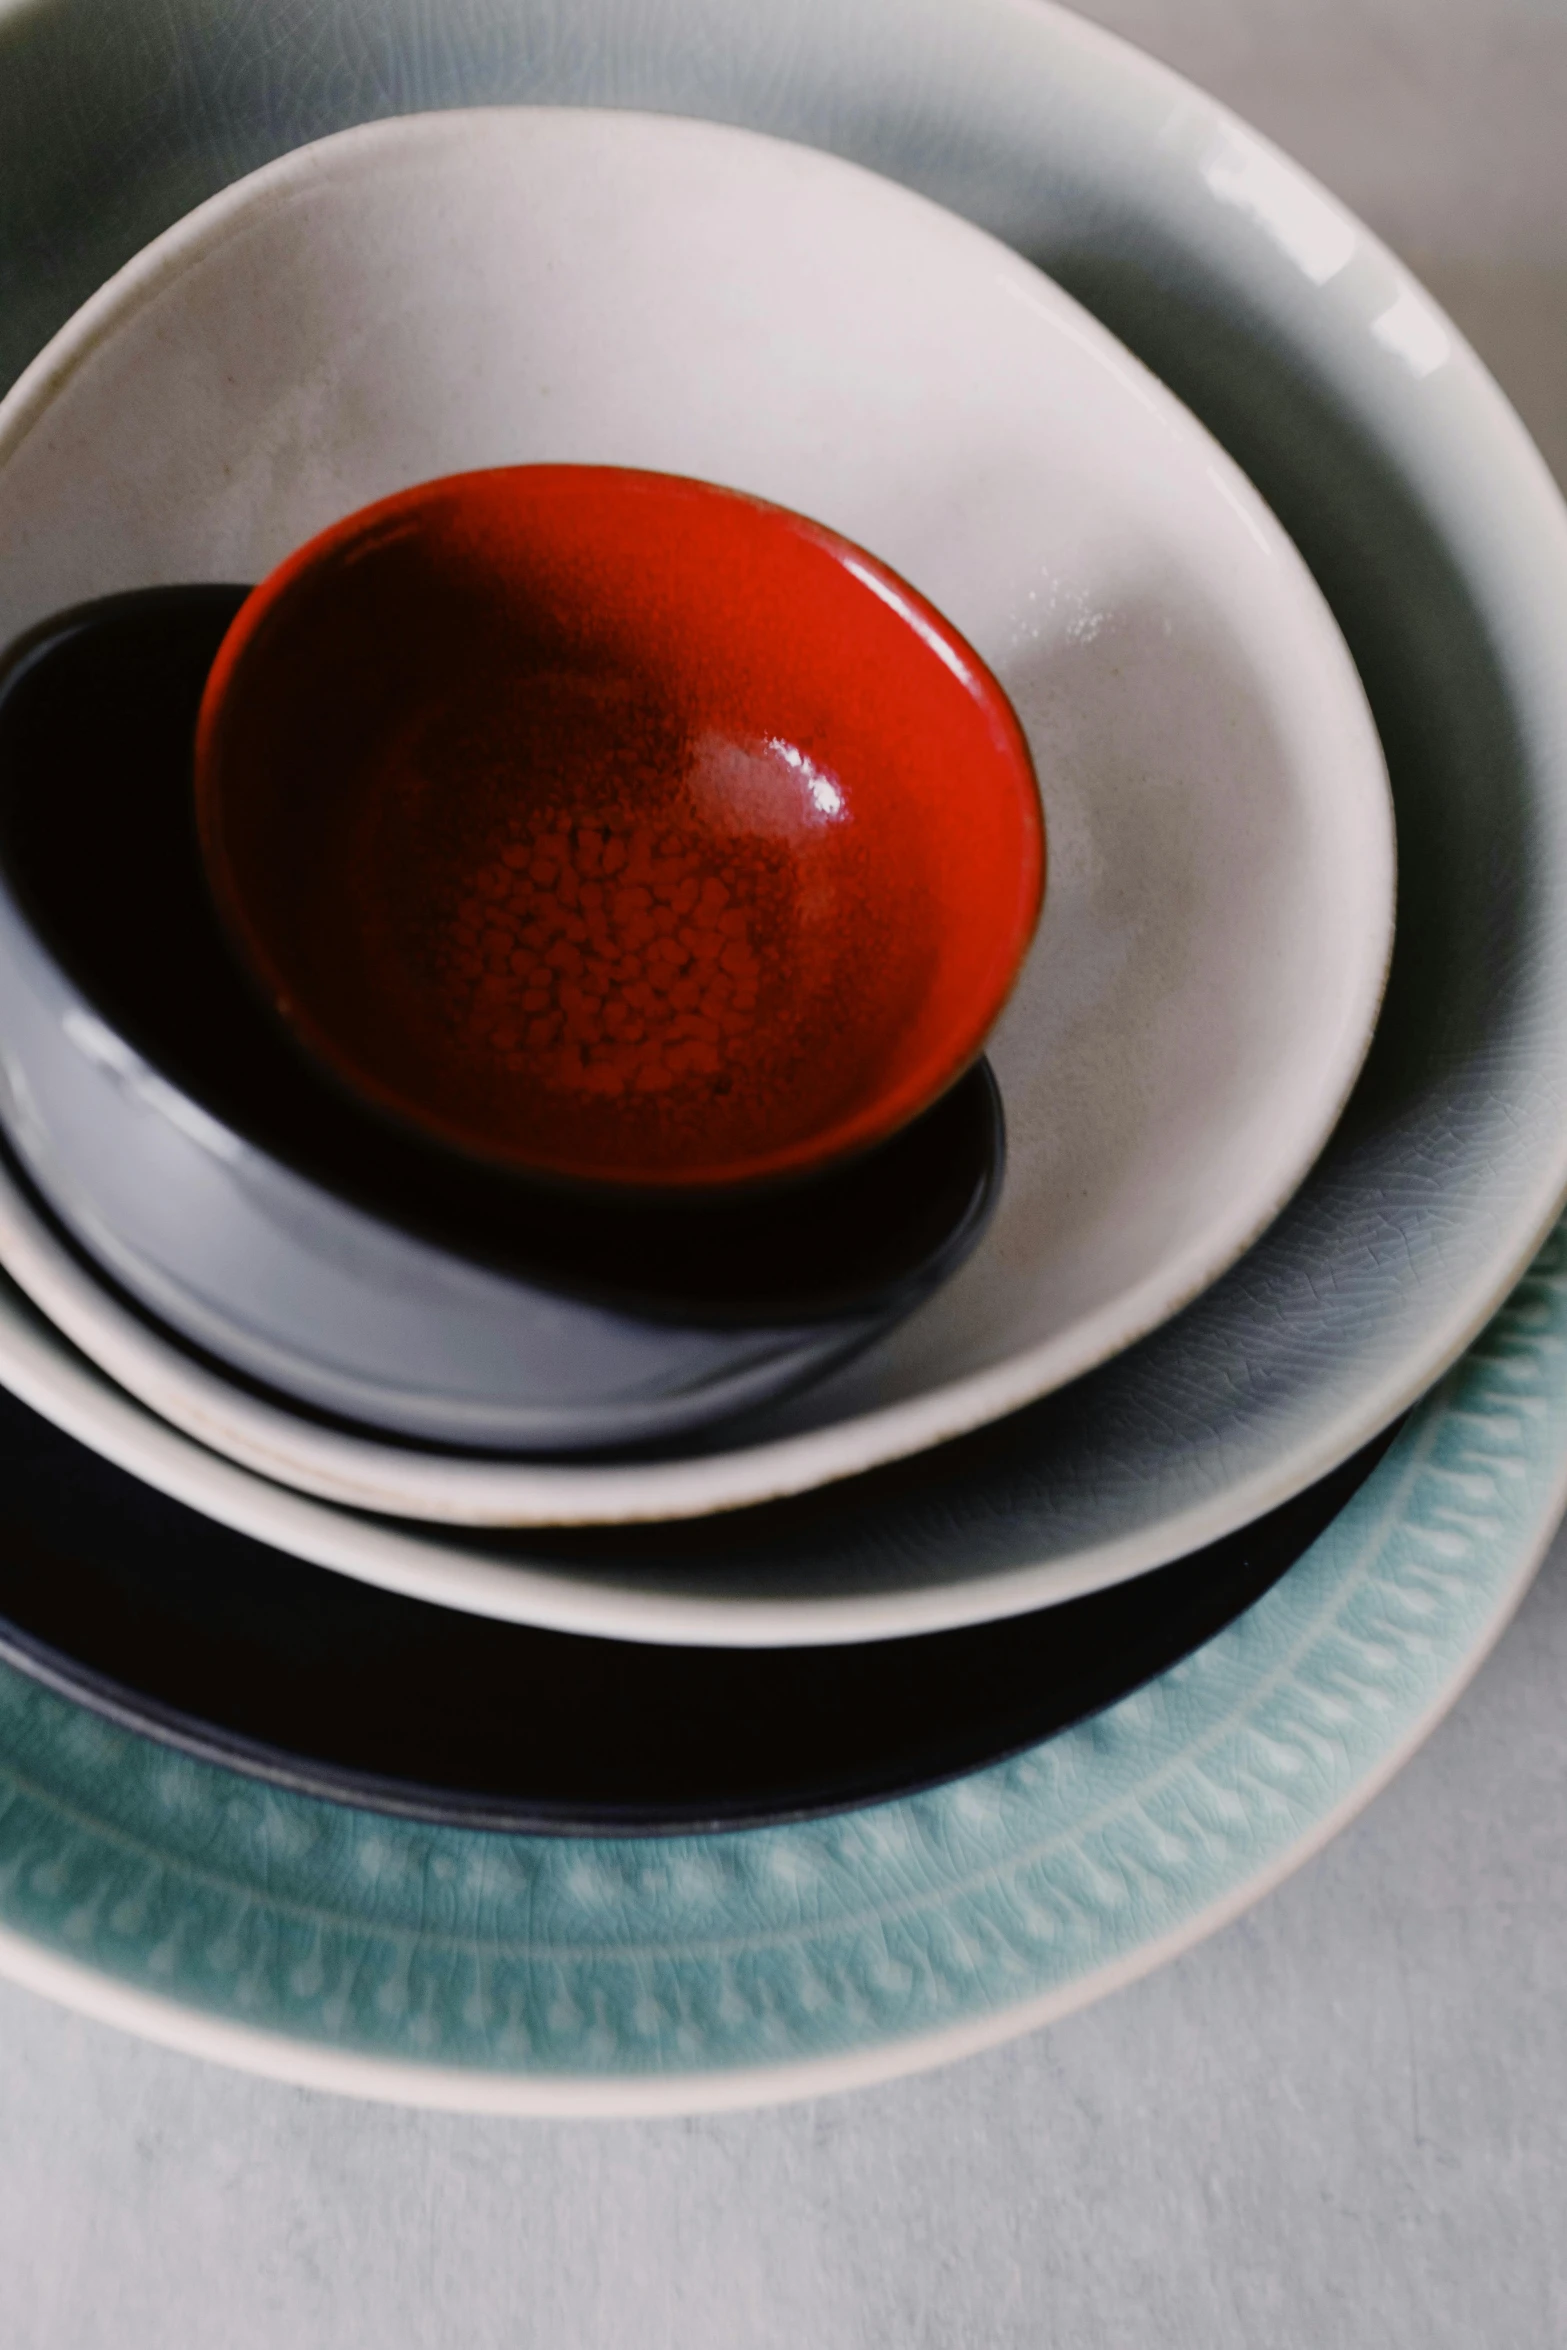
[196,465,1044,1187]
[0,104,1392,1512]
[0,591,1002,1449]
[0,1215,1560,2113]
[0,0,1562,1643]
[0,1378,1390,1832]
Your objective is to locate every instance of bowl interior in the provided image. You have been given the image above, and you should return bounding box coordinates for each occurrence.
[0,102,1395,1494]
[196,464,1042,1187]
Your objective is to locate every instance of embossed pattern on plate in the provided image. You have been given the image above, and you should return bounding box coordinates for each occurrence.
[0,1222,1561,2112]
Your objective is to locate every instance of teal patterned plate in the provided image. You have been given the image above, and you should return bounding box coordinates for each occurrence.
[0,1223,1562,2112]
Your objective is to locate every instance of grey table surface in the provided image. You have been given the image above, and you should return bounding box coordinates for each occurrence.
[3,3,1566,2343]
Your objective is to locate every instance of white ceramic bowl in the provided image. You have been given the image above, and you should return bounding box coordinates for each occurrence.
[0,105,1392,1513]
[0,0,1562,1644]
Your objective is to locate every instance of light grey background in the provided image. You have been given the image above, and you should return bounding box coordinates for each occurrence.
[3,2,1566,2342]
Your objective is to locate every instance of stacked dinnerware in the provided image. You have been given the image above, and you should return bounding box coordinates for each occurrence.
[0,0,1562,2111]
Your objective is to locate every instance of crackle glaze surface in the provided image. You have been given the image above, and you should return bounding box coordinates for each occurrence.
[0,1219,1562,2112]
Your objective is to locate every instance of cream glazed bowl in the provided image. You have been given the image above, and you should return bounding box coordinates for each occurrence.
[0,106,1394,1513]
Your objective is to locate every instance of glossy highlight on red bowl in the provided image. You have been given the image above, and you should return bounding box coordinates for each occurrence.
[195,465,1044,1189]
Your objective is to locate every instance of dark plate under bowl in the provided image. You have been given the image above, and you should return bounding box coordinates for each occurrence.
[0,1378,1397,1833]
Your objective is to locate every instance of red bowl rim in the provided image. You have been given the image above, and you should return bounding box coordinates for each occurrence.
[194,464,1046,1190]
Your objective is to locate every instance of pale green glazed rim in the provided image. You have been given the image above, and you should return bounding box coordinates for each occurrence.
[0,1216,1562,2113]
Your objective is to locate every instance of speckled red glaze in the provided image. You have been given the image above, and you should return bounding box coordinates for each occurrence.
[195,466,1044,1188]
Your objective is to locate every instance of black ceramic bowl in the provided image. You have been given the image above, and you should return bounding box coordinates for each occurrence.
[0,590,1003,1454]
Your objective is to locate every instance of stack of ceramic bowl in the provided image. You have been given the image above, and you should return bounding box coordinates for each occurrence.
[0,0,1564,2113]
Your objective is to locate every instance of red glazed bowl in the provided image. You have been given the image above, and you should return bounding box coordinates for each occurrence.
[194,465,1044,1190]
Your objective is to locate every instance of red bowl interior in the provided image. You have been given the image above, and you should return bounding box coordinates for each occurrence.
[195,466,1044,1189]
